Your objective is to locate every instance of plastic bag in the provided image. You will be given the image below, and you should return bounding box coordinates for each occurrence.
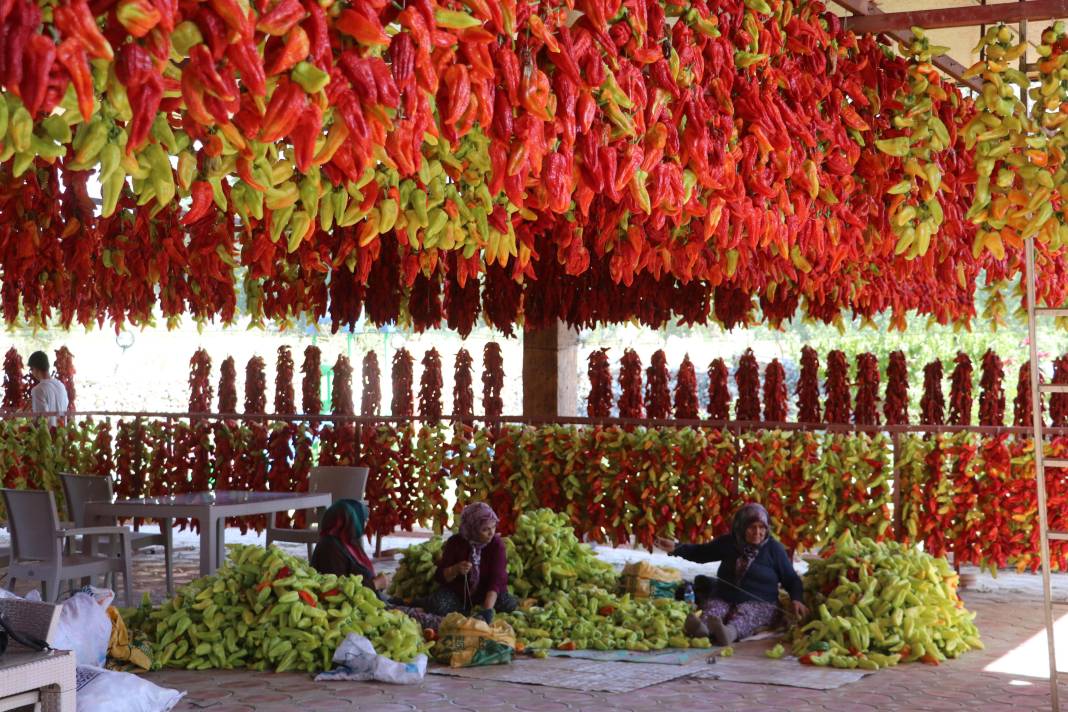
[53,593,113,667]
[76,665,184,712]
[621,561,682,599]
[433,613,515,668]
[315,634,427,684]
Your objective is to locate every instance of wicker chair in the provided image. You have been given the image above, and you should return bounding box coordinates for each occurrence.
[265,466,369,558]
[59,473,173,595]
[1,489,134,607]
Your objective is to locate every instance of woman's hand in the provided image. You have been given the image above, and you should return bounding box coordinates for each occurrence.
[654,536,678,554]
[792,600,809,618]
[372,573,391,591]
[452,562,473,577]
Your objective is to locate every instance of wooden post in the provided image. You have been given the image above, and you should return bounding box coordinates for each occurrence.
[522,321,579,417]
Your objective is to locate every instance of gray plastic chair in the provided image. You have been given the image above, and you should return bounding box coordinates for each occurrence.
[2,489,134,606]
[265,466,369,558]
[60,472,174,595]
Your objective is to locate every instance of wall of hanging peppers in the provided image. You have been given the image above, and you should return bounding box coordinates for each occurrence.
[4,413,1068,572]
[3,0,1068,332]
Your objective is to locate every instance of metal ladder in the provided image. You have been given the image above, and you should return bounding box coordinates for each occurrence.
[1025,237,1063,711]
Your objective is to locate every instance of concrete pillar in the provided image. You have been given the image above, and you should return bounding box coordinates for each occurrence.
[522,321,579,417]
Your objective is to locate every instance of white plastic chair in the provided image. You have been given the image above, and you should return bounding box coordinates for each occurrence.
[265,466,369,558]
[59,472,173,595]
[2,489,134,607]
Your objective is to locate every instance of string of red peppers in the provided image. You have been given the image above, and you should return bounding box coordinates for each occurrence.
[978,349,1005,426]
[361,351,381,417]
[823,350,850,424]
[53,347,76,411]
[735,349,761,422]
[217,356,237,413]
[617,349,643,419]
[920,360,945,425]
[587,348,613,418]
[2,348,26,410]
[796,346,821,423]
[1051,355,1068,427]
[853,353,880,426]
[453,348,474,422]
[762,359,787,423]
[707,358,731,421]
[301,346,322,416]
[418,348,443,424]
[644,350,671,420]
[674,354,699,420]
[482,342,504,420]
[948,352,974,426]
[883,350,909,425]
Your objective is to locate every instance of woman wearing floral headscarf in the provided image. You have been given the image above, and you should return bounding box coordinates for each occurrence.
[655,502,807,645]
[311,499,390,594]
[426,502,517,623]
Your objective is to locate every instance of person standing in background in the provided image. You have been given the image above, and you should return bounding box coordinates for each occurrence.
[28,351,69,427]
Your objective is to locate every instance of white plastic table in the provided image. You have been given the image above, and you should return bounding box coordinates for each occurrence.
[0,649,75,712]
[84,490,332,576]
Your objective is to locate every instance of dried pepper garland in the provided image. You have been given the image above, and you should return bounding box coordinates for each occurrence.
[244,357,267,415]
[2,348,25,410]
[978,349,1005,426]
[1052,355,1068,427]
[618,349,644,419]
[331,356,355,417]
[1014,361,1043,427]
[854,353,881,426]
[218,356,238,414]
[824,350,851,425]
[301,346,322,416]
[482,343,504,420]
[645,350,671,420]
[419,349,443,423]
[920,360,946,425]
[707,358,731,421]
[392,349,415,417]
[674,355,699,421]
[763,359,788,423]
[453,349,474,421]
[189,349,212,413]
[948,352,974,426]
[53,347,76,411]
[361,351,382,417]
[587,348,612,418]
[275,346,295,415]
[884,350,909,425]
[796,346,821,423]
[735,349,761,422]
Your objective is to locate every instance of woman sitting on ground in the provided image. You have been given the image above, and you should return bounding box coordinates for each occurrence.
[310,499,390,596]
[656,502,807,645]
[425,502,518,623]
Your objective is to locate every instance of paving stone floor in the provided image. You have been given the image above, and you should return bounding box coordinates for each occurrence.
[4,527,1068,711]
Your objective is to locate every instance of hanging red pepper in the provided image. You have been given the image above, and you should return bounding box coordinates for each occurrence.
[948,352,974,426]
[617,349,643,419]
[674,354,699,420]
[735,349,761,422]
[361,351,381,417]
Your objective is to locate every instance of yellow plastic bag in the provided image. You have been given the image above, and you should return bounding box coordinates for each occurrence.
[433,613,516,668]
[621,561,682,599]
[105,606,153,672]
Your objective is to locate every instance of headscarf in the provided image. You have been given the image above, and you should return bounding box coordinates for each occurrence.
[457,502,499,592]
[320,499,375,577]
[732,502,770,581]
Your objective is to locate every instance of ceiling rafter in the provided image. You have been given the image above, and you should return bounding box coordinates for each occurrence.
[831,0,982,90]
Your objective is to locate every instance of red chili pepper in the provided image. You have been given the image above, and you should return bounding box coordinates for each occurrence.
[258,77,308,143]
[21,35,56,117]
[182,182,216,226]
[265,26,309,75]
[337,7,389,45]
[53,0,113,60]
[225,39,266,97]
[257,0,304,36]
[298,590,317,607]
[56,39,94,122]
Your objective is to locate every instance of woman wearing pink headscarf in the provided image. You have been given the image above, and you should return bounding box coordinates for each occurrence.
[426,502,517,623]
